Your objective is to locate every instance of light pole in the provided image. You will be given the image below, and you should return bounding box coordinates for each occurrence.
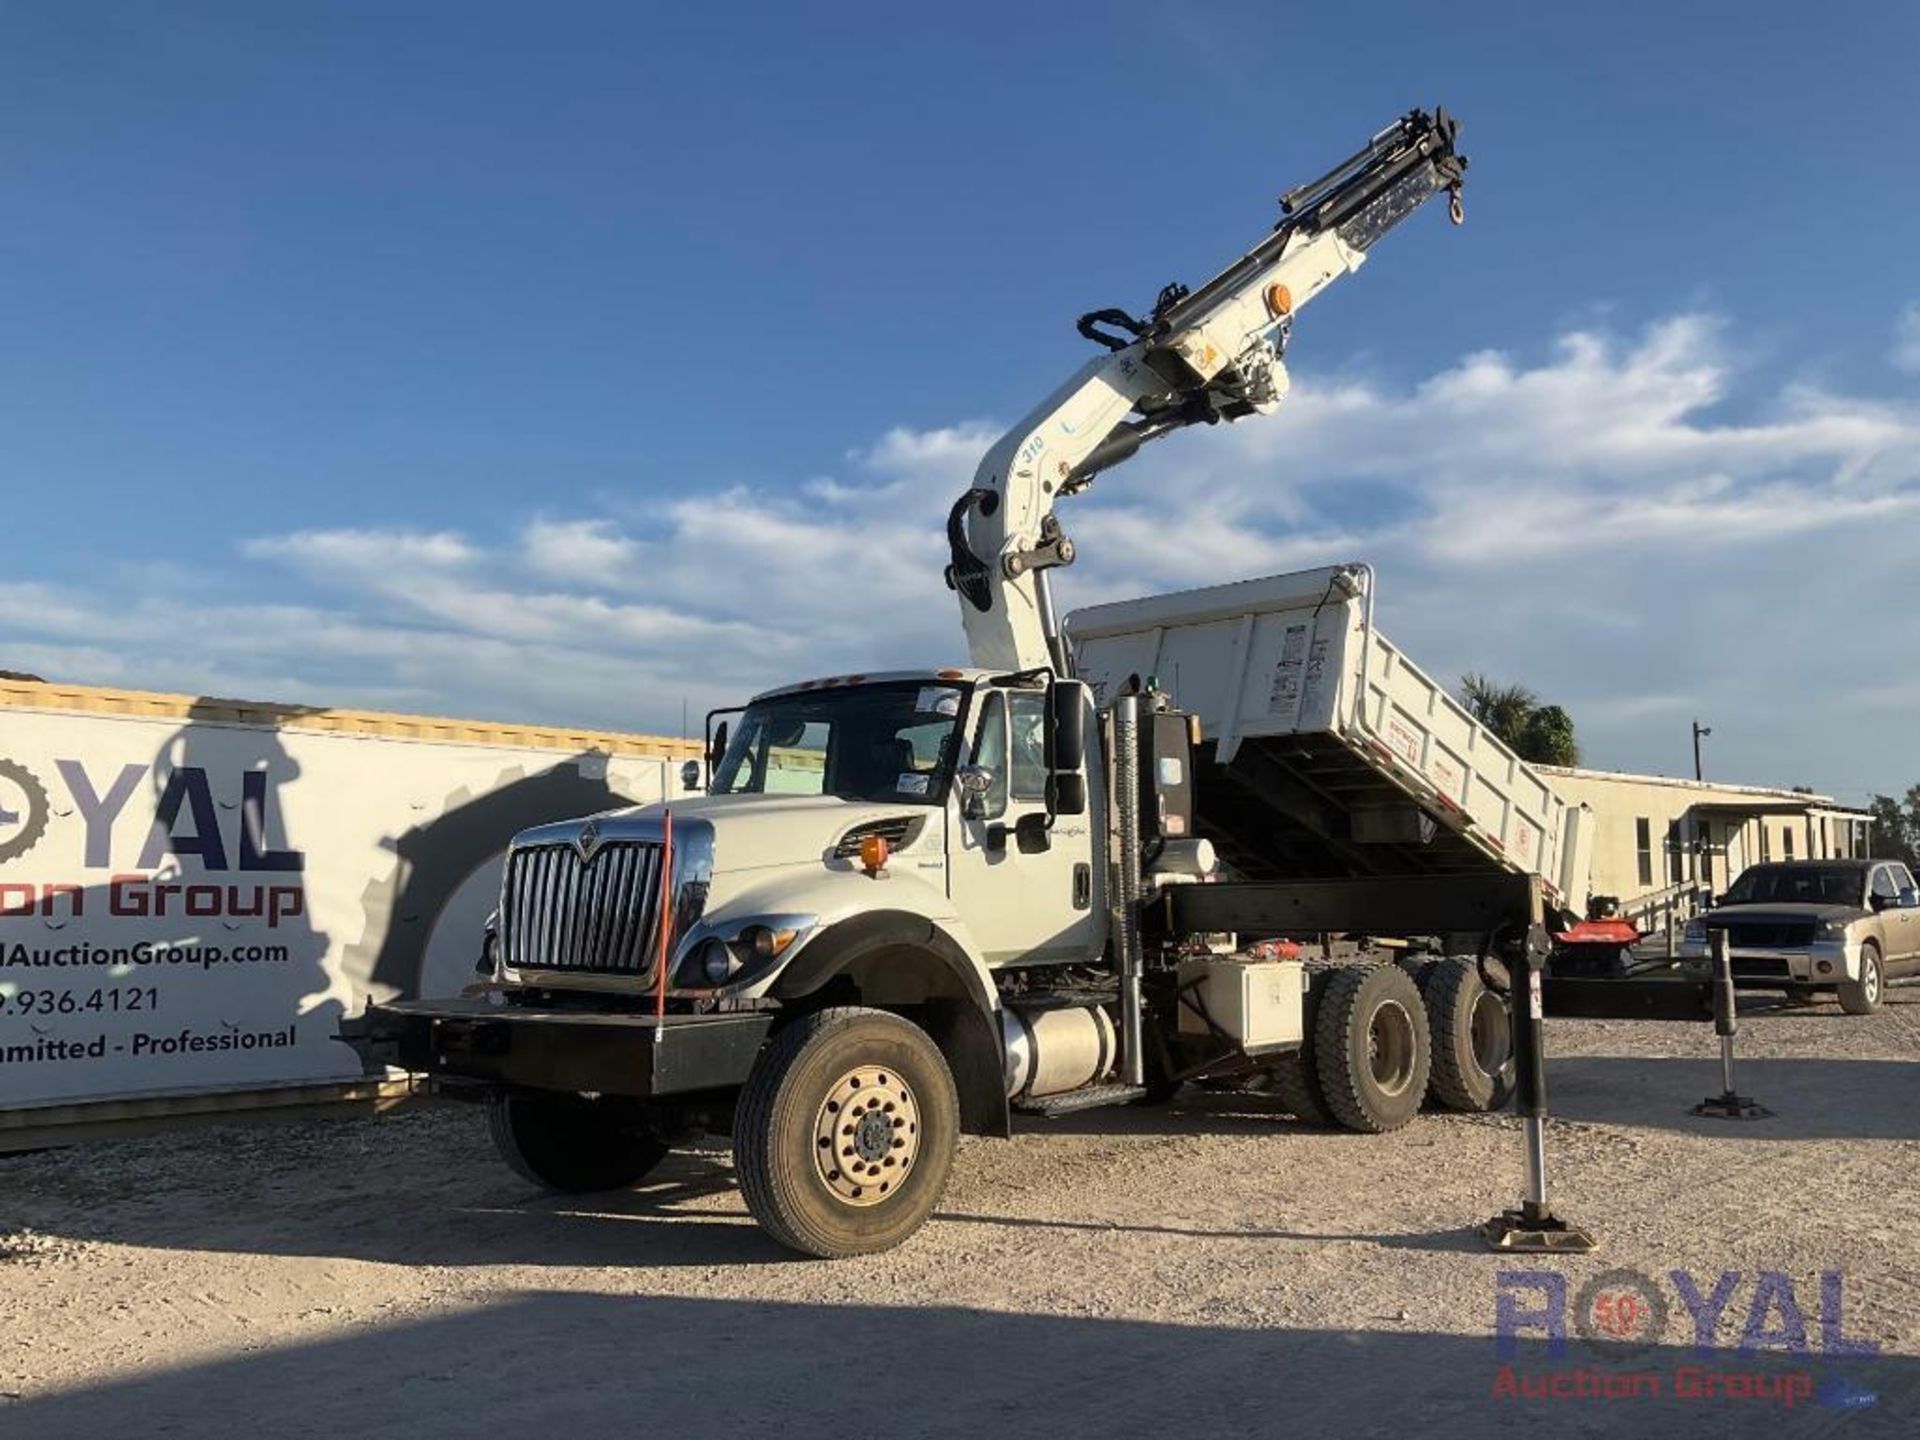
[1692,719,1712,782]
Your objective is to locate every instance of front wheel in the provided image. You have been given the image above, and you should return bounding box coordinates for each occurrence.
[734,1007,960,1258]
[487,1093,672,1193]
[1839,943,1884,1015]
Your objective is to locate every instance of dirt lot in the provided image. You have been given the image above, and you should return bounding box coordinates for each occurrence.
[4,988,1917,1438]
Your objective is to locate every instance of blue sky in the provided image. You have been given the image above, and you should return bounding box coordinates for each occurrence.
[2,2,1916,804]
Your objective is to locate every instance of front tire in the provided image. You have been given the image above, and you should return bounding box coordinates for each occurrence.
[488,1093,671,1193]
[734,1007,960,1258]
[1839,943,1885,1015]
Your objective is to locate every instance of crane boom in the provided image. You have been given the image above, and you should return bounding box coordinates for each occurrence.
[946,107,1467,674]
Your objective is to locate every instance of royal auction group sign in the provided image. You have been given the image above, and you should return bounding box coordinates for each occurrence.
[0,688,685,1112]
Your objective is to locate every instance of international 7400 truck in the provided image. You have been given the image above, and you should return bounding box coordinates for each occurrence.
[363,110,1595,1256]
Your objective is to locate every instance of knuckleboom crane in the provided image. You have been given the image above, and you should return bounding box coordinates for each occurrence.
[945,107,1468,674]
[371,104,1620,1262]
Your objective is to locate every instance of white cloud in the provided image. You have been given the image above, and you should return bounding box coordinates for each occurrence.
[3,313,1914,801]
[521,517,641,588]
[243,528,475,572]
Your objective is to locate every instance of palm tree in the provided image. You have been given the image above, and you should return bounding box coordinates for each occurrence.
[1459,673,1580,767]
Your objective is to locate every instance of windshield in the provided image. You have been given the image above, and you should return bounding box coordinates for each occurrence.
[1721,864,1864,907]
[712,681,967,804]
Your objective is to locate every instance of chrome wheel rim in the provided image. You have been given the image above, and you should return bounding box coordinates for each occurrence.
[1368,999,1418,1098]
[813,1065,919,1206]
[1470,988,1511,1078]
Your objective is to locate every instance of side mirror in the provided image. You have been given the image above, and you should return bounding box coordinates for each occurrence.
[707,720,729,775]
[679,760,702,793]
[1049,680,1087,772]
[987,810,1053,857]
[955,764,993,821]
[1050,772,1087,817]
[1048,680,1089,816]
[1871,892,1894,912]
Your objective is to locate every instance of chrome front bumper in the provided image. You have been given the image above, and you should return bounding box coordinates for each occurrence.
[1676,938,1858,985]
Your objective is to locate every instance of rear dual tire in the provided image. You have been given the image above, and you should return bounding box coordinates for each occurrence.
[1270,961,1440,1132]
[1422,956,1517,1113]
[1267,961,1336,1126]
[1313,962,1432,1133]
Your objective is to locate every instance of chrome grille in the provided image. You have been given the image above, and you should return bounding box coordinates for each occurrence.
[1713,920,1818,948]
[503,841,665,976]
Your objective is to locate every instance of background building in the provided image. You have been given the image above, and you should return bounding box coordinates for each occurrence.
[1541,766,1870,926]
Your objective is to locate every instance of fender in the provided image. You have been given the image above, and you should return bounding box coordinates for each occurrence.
[770,909,1008,1138]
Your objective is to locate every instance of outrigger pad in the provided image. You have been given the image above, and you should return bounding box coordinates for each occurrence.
[1480,1208,1598,1254]
[1691,1092,1775,1121]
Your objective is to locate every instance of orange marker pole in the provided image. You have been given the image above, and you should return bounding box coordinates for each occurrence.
[653,809,674,1025]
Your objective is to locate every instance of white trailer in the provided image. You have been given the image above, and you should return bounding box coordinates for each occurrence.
[0,678,698,1150]
[1067,564,1594,921]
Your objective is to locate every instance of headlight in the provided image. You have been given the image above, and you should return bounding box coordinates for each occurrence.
[678,917,813,989]
[697,939,739,985]
[741,925,800,960]
[1813,919,1848,941]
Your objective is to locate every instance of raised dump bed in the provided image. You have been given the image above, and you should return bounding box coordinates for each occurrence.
[1065,564,1592,917]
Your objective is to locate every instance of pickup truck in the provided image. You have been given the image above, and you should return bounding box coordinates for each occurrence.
[1681,858,1920,1013]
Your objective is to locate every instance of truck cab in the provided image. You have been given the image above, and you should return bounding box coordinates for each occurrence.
[367,667,1134,1258]
[489,670,1104,1010]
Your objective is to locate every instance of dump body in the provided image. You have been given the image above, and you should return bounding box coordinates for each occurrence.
[1066,565,1592,917]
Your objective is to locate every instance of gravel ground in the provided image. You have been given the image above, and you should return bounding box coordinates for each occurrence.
[3,987,1917,1438]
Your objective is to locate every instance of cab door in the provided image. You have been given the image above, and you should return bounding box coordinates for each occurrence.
[1875,863,1920,971]
[946,686,1103,967]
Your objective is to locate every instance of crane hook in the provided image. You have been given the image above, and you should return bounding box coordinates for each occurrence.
[1449,184,1465,226]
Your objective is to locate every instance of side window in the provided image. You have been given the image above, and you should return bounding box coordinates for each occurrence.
[970,692,1009,821]
[1008,691,1050,803]
[1870,866,1900,903]
[1895,865,1920,903]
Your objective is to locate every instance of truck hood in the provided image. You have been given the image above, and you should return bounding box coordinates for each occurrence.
[517,793,937,873]
[1704,903,1861,925]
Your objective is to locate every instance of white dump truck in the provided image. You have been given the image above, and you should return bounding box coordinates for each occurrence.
[366,109,1589,1257]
